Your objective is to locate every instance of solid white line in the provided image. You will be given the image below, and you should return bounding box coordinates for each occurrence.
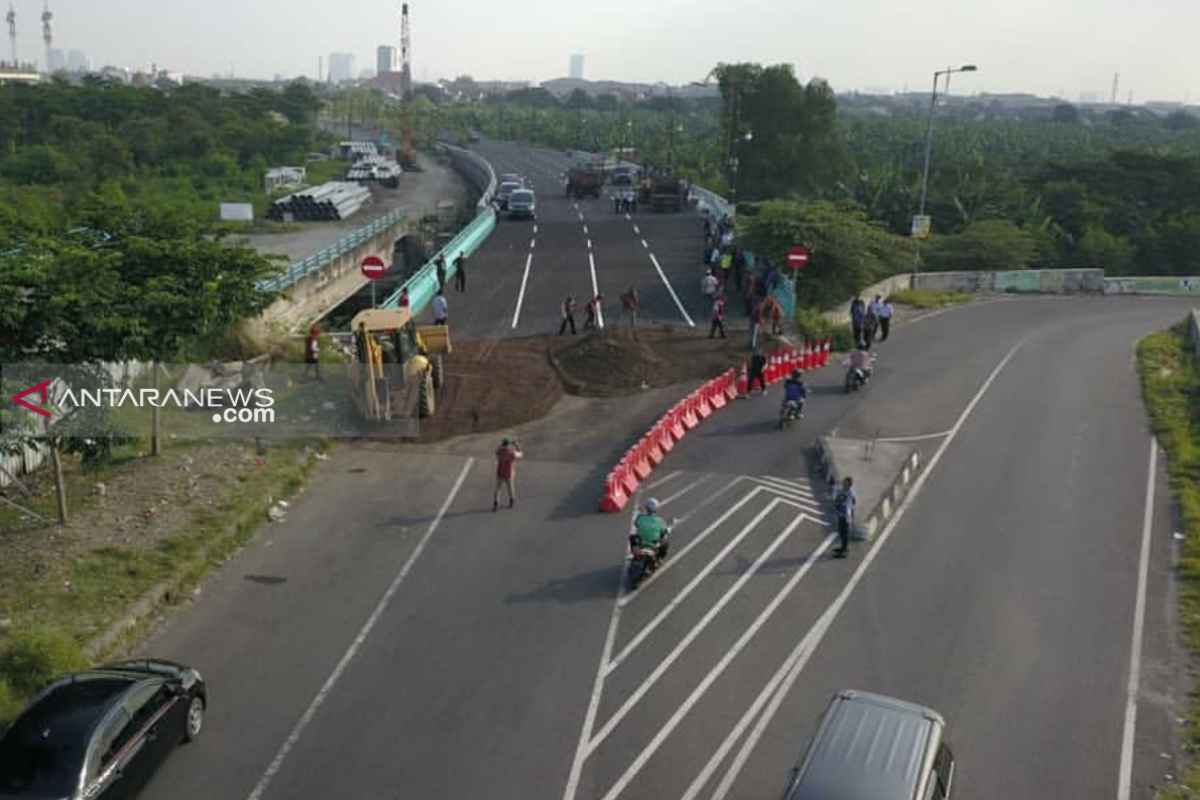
[659,474,713,507]
[595,528,835,799]
[588,239,593,250]
[753,476,817,500]
[676,475,749,522]
[1117,438,1158,800]
[641,238,649,248]
[561,561,627,800]
[604,500,802,677]
[648,252,695,327]
[700,340,1025,800]
[875,430,954,443]
[244,458,474,800]
[620,486,769,605]
[643,470,683,491]
[512,253,533,329]
[588,253,605,329]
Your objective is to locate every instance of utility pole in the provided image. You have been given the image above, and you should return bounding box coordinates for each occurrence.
[1111,72,1120,105]
[41,0,51,73]
[7,4,16,66]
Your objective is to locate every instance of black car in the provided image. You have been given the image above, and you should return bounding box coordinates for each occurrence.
[0,660,206,800]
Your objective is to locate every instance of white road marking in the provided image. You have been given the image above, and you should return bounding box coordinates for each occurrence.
[643,470,683,491]
[697,340,1025,800]
[875,429,954,443]
[244,458,474,800]
[530,239,536,250]
[641,239,649,249]
[533,224,538,234]
[754,476,817,500]
[659,474,713,506]
[579,212,585,220]
[604,499,803,677]
[1117,438,1158,800]
[512,253,533,329]
[588,253,605,329]
[648,252,695,327]
[583,225,589,235]
[561,563,627,800]
[624,213,631,221]
[587,239,593,250]
[633,225,640,235]
[595,526,835,800]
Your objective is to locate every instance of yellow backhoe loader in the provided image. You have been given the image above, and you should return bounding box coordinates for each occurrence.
[347,307,451,422]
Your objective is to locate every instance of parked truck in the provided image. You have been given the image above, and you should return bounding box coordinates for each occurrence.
[646,175,686,213]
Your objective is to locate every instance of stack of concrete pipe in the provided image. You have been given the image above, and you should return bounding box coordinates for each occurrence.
[267,182,372,222]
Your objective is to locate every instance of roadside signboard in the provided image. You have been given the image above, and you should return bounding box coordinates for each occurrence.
[787,247,810,269]
[911,215,932,239]
[361,255,387,280]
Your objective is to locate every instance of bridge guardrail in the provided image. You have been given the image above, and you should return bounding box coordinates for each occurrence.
[257,206,408,294]
[380,206,497,315]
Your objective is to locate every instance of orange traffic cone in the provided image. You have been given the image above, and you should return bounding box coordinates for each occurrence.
[737,358,749,398]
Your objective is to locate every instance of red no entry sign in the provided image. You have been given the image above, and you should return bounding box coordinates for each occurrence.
[787,247,810,269]
[361,255,387,280]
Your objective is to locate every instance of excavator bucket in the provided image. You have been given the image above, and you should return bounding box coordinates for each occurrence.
[416,325,452,355]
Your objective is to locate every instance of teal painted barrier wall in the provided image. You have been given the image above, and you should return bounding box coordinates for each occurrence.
[380,208,497,314]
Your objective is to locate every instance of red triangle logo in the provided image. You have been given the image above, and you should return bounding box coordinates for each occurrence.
[12,379,52,419]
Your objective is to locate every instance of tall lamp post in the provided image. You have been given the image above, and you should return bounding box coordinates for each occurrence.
[912,63,977,276]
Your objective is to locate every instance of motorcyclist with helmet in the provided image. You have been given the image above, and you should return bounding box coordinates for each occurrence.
[782,369,808,419]
[631,498,671,560]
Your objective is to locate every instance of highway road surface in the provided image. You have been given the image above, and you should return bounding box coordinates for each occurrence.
[135,141,1192,800]
[446,139,708,338]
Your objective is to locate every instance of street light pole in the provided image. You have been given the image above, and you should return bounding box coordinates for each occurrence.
[912,64,977,278]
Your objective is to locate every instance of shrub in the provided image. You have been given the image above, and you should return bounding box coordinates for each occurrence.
[0,628,88,698]
[795,307,855,351]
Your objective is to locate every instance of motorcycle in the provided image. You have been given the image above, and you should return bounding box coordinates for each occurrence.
[779,399,804,430]
[843,354,875,394]
[627,519,677,590]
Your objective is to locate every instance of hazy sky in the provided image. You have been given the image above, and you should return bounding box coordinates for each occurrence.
[8,0,1197,102]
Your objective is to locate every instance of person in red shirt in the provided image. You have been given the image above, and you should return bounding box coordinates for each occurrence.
[585,293,603,330]
[709,293,726,339]
[493,437,524,511]
[398,289,410,308]
[304,325,322,382]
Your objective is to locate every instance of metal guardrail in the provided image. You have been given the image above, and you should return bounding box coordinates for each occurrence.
[257,206,408,293]
[380,207,497,315]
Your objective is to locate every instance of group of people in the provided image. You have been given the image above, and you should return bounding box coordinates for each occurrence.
[613,188,639,214]
[849,294,893,348]
[558,288,639,334]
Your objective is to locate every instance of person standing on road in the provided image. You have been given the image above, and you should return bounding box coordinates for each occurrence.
[719,250,733,288]
[850,297,865,346]
[454,254,467,292]
[585,293,603,330]
[493,437,524,511]
[878,297,894,341]
[622,286,640,328]
[862,304,878,347]
[832,476,856,558]
[748,348,768,395]
[398,288,410,308]
[432,289,448,325]
[304,325,322,382]
[559,294,578,335]
[436,256,447,291]
[749,300,763,350]
[709,293,727,339]
[701,271,719,305]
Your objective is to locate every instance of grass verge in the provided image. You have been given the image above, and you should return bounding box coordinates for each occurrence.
[1138,324,1200,799]
[796,307,856,352]
[0,439,326,730]
[888,288,973,309]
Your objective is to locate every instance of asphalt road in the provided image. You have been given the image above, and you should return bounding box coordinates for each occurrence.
[135,144,1193,800]
[446,139,709,338]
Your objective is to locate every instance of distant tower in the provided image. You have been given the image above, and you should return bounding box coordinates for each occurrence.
[6,4,16,65]
[399,2,412,99]
[1111,72,1120,104]
[569,53,584,80]
[41,0,51,72]
[319,55,324,84]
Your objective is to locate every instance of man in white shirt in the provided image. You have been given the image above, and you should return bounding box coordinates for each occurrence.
[878,297,894,341]
[432,289,448,325]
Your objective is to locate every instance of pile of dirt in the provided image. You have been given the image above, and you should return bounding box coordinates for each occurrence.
[550,325,773,397]
[416,337,563,443]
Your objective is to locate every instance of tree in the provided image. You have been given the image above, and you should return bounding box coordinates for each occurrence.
[712,63,849,201]
[1076,226,1137,273]
[923,220,1038,272]
[738,200,907,309]
[1051,103,1080,124]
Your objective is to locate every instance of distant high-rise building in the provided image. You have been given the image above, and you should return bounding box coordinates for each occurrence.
[377,45,397,76]
[328,52,356,84]
[66,49,88,72]
[46,46,63,71]
[569,53,584,79]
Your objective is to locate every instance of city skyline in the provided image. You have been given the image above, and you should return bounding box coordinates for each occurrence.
[3,0,1197,103]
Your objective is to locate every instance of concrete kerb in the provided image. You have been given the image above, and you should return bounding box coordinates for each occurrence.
[816,436,922,541]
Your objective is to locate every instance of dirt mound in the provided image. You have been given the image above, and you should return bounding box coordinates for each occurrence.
[550,325,766,397]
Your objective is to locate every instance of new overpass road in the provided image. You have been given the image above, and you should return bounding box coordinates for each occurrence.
[445,138,706,338]
[136,144,1191,800]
